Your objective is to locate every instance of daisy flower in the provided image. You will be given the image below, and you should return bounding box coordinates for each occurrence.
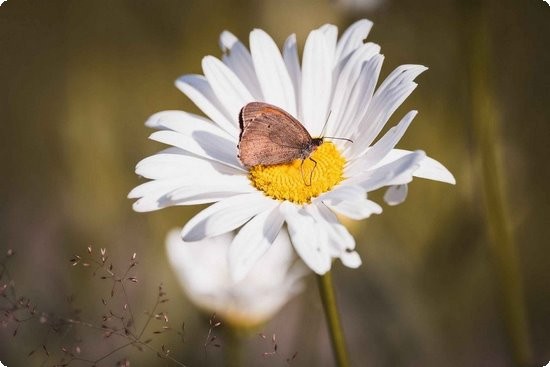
[166,229,306,327]
[129,19,455,282]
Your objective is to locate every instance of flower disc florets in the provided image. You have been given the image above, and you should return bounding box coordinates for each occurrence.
[249,142,345,204]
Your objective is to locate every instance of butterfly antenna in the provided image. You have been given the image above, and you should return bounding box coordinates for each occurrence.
[319,111,353,143]
[319,110,332,137]
[322,136,354,143]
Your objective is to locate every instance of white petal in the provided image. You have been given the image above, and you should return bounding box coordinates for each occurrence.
[315,185,382,220]
[219,30,263,99]
[130,170,248,210]
[328,43,381,138]
[130,183,247,211]
[136,149,242,180]
[316,184,364,203]
[181,192,276,241]
[375,65,428,103]
[168,177,254,203]
[152,113,244,169]
[337,54,384,141]
[145,110,236,142]
[281,202,331,275]
[283,34,301,118]
[362,110,417,166]
[129,178,188,212]
[145,112,169,129]
[166,229,234,292]
[414,157,456,184]
[136,150,195,180]
[175,74,239,137]
[151,113,242,170]
[202,56,254,123]
[378,149,456,184]
[340,251,362,268]
[250,29,296,116]
[301,27,336,134]
[350,150,426,191]
[149,130,242,169]
[311,204,355,252]
[384,184,408,206]
[129,177,182,199]
[352,65,427,156]
[229,205,285,282]
[170,190,248,206]
[308,205,362,269]
[327,199,383,220]
[335,19,374,64]
[319,23,338,55]
[347,110,417,175]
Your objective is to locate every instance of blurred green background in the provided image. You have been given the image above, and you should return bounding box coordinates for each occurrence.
[1,0,549,366]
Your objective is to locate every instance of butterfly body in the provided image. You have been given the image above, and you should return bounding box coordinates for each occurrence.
[238,102,322,168]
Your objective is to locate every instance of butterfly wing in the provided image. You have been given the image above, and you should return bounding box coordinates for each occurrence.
[238,102,313,168]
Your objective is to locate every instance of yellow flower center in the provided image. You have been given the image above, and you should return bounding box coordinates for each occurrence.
[248,142,345,204]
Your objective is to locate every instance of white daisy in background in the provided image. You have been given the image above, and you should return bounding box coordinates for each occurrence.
[166,229,307,327]
[130,19,455,282]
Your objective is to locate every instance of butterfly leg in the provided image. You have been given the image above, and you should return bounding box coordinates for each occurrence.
[300,159,307,186]
[299,157,318,186]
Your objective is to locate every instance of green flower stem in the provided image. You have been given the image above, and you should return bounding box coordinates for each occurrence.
[224,326,244,367]
[465,2,533,365]
[317,272,351,367]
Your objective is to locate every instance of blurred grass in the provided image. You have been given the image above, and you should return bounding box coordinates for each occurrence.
[465,0,532,364]
[1,0,549,366]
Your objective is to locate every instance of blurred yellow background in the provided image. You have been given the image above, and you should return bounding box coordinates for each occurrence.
[1,0,549,366]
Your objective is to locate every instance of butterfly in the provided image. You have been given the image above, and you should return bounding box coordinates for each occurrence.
[238,102,323,168]
[238,102,351,185]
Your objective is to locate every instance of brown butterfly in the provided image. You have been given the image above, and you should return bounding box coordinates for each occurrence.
[238,102,323,168]
[238,102,351,185]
